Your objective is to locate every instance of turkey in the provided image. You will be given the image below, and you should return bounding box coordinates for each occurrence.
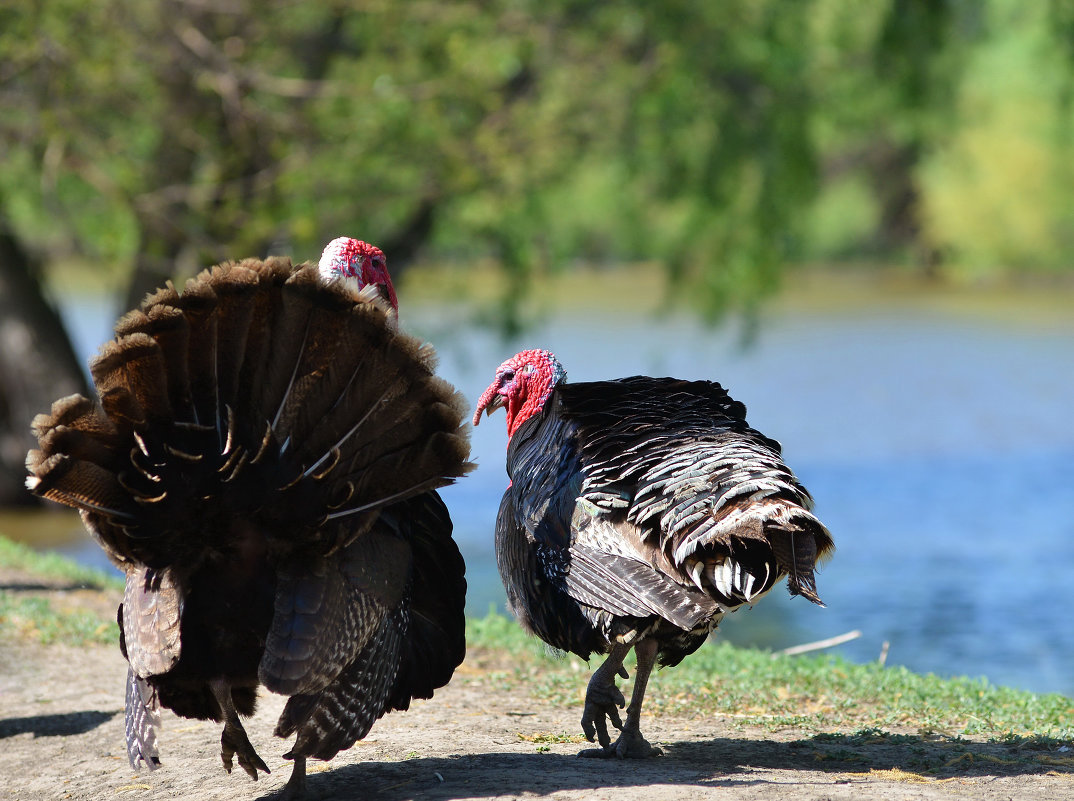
[25,237,472,796]
[473,348,833,759]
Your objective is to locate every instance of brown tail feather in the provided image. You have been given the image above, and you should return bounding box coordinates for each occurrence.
[168,278,222,431]
[227,258,296,425]
[116,305,195,423]
[98,386,150,433]
[34,420,116,468]
[31,394,117,446]
[26,451,136,519]
[195,262,261,421]
[281,301,403,454]
[271,303,383,449]
[246,268,328,437]
[138,281,182,312]
[90,334,172,426]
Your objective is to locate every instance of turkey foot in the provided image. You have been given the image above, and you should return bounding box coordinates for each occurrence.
[607,724,662,759]
[582,639,663,759]
[212,680,270,780]
[220,720,270,779]
[579,644,630,754]
[579,677,625,751]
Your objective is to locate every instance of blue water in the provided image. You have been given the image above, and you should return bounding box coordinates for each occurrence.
[36,293,1074,697]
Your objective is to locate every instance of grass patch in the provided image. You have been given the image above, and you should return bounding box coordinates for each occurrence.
[0,534,121,646]
[0,592,118,646]
[517,731,587,753]
[517,732,587,744]
[0,535,121,590]
[465,611,1074,742]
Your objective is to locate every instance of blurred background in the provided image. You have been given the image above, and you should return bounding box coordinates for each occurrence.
[1,1,1072,696]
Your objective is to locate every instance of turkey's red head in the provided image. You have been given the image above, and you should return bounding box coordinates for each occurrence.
[318,237,398,311]
[473,349,566,439]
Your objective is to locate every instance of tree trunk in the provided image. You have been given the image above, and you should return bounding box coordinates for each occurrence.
[0,224,89,506]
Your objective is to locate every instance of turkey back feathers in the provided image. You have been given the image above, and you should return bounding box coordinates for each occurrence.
[556,376,833,604]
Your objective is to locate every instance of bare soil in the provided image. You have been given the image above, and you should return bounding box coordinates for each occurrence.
[1,572,1073,800]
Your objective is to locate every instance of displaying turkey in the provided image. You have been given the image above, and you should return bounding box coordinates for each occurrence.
[25,238,472,796]
[473,348,833,758]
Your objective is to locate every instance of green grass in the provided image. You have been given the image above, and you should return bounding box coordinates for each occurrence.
[465,611,1074,742]
[0,535,122,590]
[0,593,118,646]
[0,534,121,646]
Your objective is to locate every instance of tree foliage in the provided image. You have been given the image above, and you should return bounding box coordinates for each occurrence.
[1,0,1073,320]
[4,0,1074,504]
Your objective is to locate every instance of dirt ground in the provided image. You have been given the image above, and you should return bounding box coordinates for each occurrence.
[1,572,1073,801]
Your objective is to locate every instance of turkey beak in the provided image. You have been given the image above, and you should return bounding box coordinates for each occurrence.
[472,382,507,426]
[483,394,506,417]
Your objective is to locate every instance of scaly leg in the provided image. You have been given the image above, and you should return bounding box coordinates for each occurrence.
[210,680,270,780]
[610,638,662,758]
[579,643,630,754]
[278,756,306,800]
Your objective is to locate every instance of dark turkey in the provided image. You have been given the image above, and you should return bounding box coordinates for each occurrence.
[473,348,833,758]
[26,238,471,796]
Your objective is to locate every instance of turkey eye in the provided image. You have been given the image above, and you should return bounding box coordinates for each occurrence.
[501,370,515,381]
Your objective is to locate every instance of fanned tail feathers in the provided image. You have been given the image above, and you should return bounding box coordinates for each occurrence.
[625,433,833,608]
[25,257,473,563]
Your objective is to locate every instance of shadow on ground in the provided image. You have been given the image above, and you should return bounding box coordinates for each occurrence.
[0,710,119,739]
[285,730,1074,800]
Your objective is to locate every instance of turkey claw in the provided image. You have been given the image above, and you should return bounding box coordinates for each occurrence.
[612,727,662,759]
[579,728,662,760]
[580,682,625,749]
[220,724,270,780]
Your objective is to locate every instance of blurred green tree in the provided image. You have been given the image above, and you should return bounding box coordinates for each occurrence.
[1,0,1072,501]
[0,1,829,312]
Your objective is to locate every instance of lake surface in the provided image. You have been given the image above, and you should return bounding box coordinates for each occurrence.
[8,284,1073,697]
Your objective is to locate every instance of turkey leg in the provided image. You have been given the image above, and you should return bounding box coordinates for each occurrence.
[279,755,306,800]
[608,637,662,758]
[579,642,630,753]
[210,680,270,780]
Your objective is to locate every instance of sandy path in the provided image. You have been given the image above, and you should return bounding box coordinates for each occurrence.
[2,634,1073,801]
